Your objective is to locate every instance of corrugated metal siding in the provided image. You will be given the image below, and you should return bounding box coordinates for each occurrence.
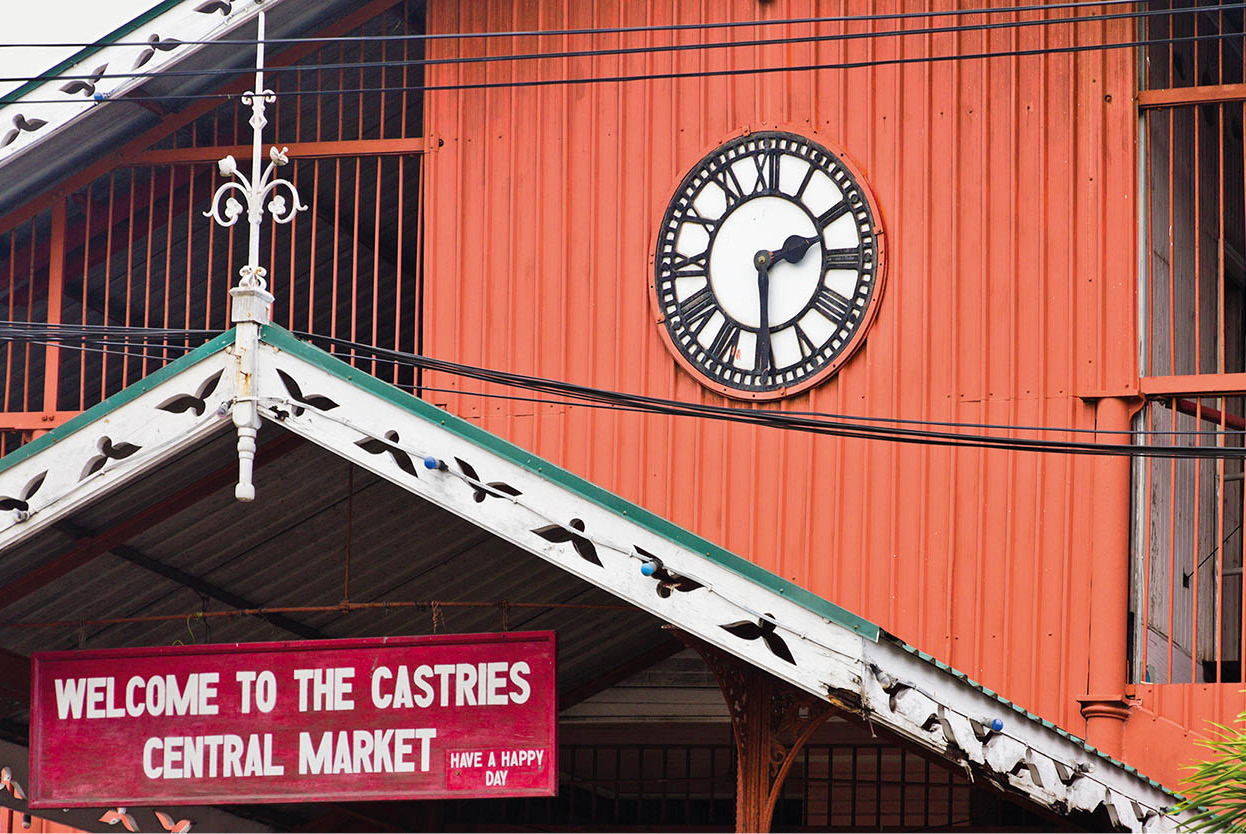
[418,0,1162,779]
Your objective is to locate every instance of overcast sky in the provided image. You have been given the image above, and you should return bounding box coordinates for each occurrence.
[0,1,157,97]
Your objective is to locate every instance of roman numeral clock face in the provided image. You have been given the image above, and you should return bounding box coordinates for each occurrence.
[651,131,886,399]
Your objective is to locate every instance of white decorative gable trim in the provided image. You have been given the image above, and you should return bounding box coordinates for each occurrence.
[0,0,279,166]
[0,326,1190,830]
[0,331,236,553]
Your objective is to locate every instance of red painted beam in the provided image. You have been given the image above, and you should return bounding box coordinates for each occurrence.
[1138,82,1246,109]
[0,432,300,608]
[134,137,427,166]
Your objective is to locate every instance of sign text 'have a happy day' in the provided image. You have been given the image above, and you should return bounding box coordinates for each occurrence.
[28,633,556,807]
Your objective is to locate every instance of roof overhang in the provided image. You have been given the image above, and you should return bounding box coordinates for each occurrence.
[0,325,1189,831]
[0,0,363,215]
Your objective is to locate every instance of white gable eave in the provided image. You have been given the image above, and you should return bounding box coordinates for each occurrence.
[0,324,1191,831]
[0,330,236,554]
[253,326,1188,832]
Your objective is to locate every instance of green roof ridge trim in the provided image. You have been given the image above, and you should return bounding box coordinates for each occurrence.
[1,0,187,107]
[0,329,235,475]
[261,325,880,642]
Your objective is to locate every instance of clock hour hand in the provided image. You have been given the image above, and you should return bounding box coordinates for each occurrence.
[770,233,821,265]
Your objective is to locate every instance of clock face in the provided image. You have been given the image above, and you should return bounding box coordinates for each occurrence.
[652,131,885,399]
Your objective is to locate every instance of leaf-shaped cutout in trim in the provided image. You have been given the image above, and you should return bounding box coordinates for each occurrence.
[195,0,232,13]
[60,64,108,97]
[720,615,795,665]
[532,518,601,566]
[80,437,142,480]
[455,457,523,503]
[355,430,418,478]
[0,471,46,512]
[277,369,339,416]
[634,546,704,598]
[157,369,223,416]
[3,114,46,146]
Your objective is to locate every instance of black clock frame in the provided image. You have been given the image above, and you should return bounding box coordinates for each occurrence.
[652,130,882,397]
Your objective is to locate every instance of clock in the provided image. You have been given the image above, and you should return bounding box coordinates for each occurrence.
[651,130,886,399]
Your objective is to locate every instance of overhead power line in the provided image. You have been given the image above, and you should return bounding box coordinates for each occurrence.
[7,30,1240,106]
[4,3,1237,87]
[2,322,1242,459]
[0,0,1180,49]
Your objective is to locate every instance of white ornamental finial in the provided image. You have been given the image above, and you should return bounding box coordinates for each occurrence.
[203,10,306,294]
[204,10,306,502]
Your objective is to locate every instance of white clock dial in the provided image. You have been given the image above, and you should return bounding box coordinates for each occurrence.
[653,131,884,398]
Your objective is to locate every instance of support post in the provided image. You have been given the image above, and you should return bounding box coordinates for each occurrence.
[672,630,832,833]
[202,9,304,502]
[1079,395,1135,755]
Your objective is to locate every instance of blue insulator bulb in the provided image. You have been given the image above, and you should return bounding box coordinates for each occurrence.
[422,455,439,470]
[640,561,657,577]
[990,718,1004,732]
[93,93,105,101]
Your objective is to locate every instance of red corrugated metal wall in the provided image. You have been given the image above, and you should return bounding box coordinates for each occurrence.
[416,0,1228,788]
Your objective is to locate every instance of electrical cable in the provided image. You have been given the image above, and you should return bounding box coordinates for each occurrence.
[290,332,1246,459]
[3,322,1245,454]
[0,0,1186,49]
[5,30,1241,105]
[7,3,1238,87]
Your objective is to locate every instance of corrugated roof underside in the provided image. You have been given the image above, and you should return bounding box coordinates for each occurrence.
[0,427,667,700]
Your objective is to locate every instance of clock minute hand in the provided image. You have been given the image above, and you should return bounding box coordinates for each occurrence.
[754,250,772,374]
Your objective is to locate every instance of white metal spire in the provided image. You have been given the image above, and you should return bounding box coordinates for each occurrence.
[203,8,306,501]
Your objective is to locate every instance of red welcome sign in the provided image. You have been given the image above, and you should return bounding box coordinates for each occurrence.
[29,632,556,807]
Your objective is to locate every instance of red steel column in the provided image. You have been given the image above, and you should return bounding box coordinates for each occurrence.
[1080,395,1134,756]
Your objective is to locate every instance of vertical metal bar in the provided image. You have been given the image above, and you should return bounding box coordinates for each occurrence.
[1147,109,1154,376]
[122,173,136,386]
[5,228,15,412]
[351,156,362,363]
[79,181,93,411]
[589,746,598,827]
[286,162,299,329]
[1196,104,1202,375]
[1217,398,1226,682]
[1169,109,1176,376]
[330,158,341,346]
[185,164,196,334]
[1194,399,1202,682]
[395,155,404,363]
[899,749,906,826]
[660,746,668,825]
[924,757,931,828]
[308,159,320,334]
[1144,404,1154,679]
[1217,100,1227,683]
[415,154,426,394]
[850,746,857,826]
[1169,407,1177,679]
[874,745,882,829]
[101,174,115,403]
[142,167,156,378]
[372,156,382,377]
[42,199,66,419]
[802,745,810,827]
[163,166,175,366]
[24,217,36,413]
